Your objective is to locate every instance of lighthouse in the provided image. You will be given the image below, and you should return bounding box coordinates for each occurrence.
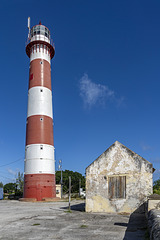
[24,18,56,201]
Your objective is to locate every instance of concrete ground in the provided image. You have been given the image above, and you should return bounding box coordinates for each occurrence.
[0,200,148,240]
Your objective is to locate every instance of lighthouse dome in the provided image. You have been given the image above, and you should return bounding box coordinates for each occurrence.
[30,24,50,43]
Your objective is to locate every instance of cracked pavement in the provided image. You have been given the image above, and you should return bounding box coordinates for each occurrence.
[0,200,147,240]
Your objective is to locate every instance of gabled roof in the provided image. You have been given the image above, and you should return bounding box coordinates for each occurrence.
[86,140,152,171]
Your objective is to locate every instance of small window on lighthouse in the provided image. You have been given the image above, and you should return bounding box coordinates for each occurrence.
[40,145,43,150]
[40,89,43,92]
[40,61,43,64]
[40,118,43,121]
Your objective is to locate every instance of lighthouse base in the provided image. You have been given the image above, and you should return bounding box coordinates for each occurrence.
[24,173,56,201]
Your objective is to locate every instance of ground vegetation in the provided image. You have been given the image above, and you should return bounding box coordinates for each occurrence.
[56,170,85,193]
[153,178,160,195]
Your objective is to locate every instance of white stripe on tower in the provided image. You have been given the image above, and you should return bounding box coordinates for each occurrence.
[30,45,51,63]
[27,87,53,118]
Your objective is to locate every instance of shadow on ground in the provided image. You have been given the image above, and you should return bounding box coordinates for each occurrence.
[61,201,149,239]
[118,204,148,240]
[61,202,85,212]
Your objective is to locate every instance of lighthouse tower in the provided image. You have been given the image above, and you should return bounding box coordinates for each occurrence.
[24,18,56,201]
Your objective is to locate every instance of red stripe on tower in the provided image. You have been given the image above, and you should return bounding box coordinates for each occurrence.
[24,19,56,201]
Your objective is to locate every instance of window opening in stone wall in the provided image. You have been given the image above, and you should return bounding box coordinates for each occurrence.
[108,176,126,199]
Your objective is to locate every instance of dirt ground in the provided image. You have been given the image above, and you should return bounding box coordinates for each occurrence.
[0,200,148,240]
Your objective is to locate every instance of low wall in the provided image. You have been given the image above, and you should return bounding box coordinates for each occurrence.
[148,209,160,240]
[148,199,160,211]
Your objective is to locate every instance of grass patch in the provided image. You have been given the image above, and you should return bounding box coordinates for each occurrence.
[64,209,72,213]
[80,224,88,228]
[74,197,85,200]
[118,212,130,216]
[32,223,40,226]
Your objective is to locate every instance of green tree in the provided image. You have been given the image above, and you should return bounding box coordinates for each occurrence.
[56,170,85,193]
[16,172,24,192]
[4,183,16,193]
[0,182,3,188]
[153,178,160,195]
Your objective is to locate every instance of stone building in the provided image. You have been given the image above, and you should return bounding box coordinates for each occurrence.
[86,141,153,213]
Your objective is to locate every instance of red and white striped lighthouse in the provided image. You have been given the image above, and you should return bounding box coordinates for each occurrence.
[24,18,56,201]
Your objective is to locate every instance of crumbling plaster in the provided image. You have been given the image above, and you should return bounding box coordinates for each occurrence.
[86,141,153,213]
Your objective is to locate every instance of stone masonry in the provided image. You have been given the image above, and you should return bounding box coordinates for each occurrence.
[86,141,153,213]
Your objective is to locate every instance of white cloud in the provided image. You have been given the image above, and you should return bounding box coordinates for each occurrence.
[7,168,20,176]
[79,73,122,108]
[140,142,152,151]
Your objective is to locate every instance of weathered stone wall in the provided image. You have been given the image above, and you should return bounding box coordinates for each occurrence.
[148,209,160,240]
[86,141,153,213]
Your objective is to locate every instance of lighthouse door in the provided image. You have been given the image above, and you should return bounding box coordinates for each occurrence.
[37,185,42,201]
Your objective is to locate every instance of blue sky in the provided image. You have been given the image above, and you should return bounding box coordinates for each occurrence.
[0,0,160,184]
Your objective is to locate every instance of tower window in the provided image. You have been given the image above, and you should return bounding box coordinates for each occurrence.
[40,89,43,92]
[40,118,43,121]
[40,145,43,150]
[40,61,43,64]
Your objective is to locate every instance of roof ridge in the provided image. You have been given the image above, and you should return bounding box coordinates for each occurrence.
[86,140,152,171]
